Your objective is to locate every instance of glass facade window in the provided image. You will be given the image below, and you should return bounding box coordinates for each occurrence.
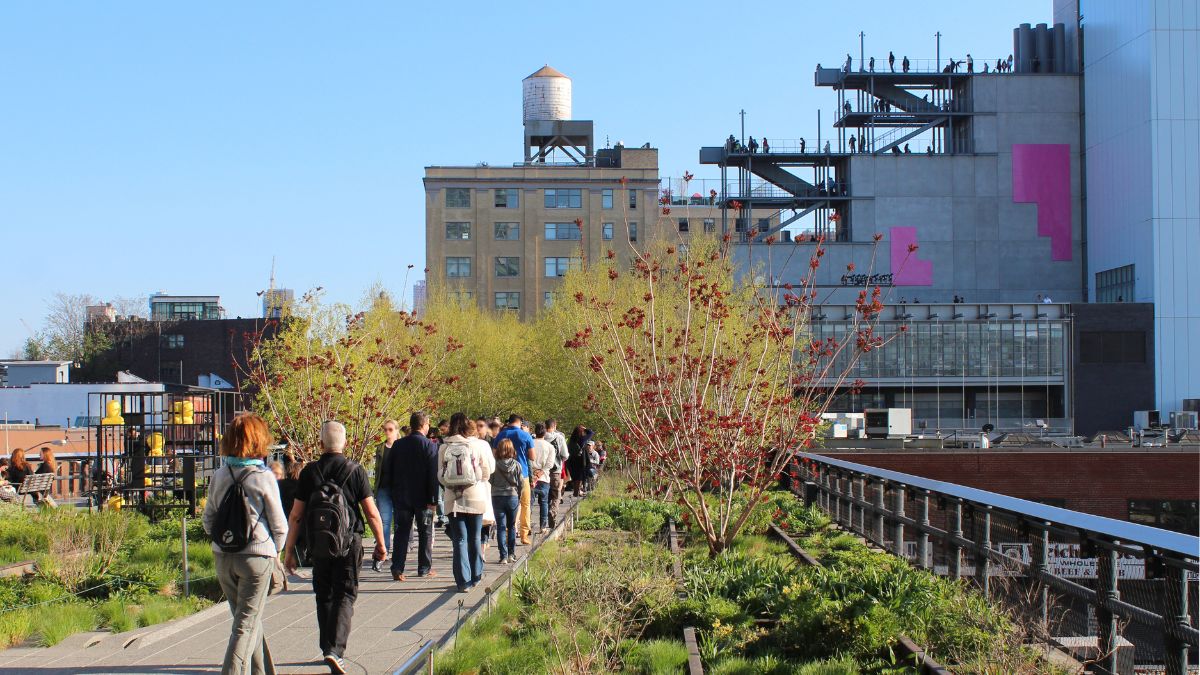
[629,189,637,208]
[494,257,520,277]
[450,291,474,303]
[494,222,520,240]
[495,292,520,311]
[446,222,471,240]
[150,301,221,321]
[807,319,1069,379]
[734,218,747,233]
[678,218,690,233]
[445,257,472,277]
[162,334,185,349]
[1129,499,1199,535]
[545,257,581,277]
[1095,264,1134,302]
[629,222,638,242]
[544,189,582,208]
[704,219,715,233]
[544,291,554,307]
[545,222,581,240]
[601,189,613,209]
[494,189,518,208]
[446,188,470,208]
[603,223,613,240]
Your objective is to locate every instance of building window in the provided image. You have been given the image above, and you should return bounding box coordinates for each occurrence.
[162,334,185,349]
[603,223,614,240]
[494,222,520,240]
[629,189,637,208]
[545,222,582,240]
[545,257,581,277]
[544,188,582,209]
[446,222,471,240]
[544,291,554,307]
[602,189,613,209]
[450,290,474,303]
[1096,264,1134,303]
[1129,499,1199,535]
[494,189,518,208]
[445,257,472,278]
[495,257,520,277]
[704,218,715,233]
[758,218,771,233]
[629,222,638,242]
[1080,331,1146,364]
[446,188,471,208]
[678,218,690,233]
[495,292,520,311]
[734,218,747,233]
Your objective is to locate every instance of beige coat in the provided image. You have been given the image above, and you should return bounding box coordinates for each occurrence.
[438,435,494,515]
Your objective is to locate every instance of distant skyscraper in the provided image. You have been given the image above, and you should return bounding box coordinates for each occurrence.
[412,280,427,318]
[262,288,294,319]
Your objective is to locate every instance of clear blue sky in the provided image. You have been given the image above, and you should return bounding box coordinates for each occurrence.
[0,0,1046,356]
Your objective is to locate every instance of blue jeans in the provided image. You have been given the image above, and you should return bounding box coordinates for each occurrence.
[375,490,394,554]
[533,481,551,529]
[492,495,518,560]
[446,513,484,589]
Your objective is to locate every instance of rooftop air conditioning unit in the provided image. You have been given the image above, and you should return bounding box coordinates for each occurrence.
[865,408,912,439]
[1133,410,1160,431]
[1169,411,1198,430]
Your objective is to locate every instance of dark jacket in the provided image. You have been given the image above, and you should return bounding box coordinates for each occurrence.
[566,429,594,481]
[386,432,439,510]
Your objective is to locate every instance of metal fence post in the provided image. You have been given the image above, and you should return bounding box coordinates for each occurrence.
[949,500,963,579]
[1163,563,1189,675]
[916,490,930,570]
[892,484,906,558]
[873,480,886,546]
[1095,541,1120,675]
[856,476,867,535]
[1031,522,1050,632]
[182,515,190,598]
[976,506,992,596]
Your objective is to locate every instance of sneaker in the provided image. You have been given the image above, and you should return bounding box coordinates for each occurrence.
[324,653,346,674]
[507,555,517,564]
[370,559,380,573]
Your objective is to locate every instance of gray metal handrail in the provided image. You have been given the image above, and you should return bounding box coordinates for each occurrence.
[797,452,1198,675]
[392,640,434,675]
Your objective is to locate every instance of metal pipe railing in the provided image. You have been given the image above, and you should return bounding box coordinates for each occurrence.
[796,452,1199,675]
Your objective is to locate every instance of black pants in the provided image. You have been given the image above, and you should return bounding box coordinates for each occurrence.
[311,539,363,658]
[391,506,433,575]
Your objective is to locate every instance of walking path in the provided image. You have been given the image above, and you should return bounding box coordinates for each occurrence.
[0,494,583,674]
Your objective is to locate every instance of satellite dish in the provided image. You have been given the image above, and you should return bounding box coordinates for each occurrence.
[982,423,995,433]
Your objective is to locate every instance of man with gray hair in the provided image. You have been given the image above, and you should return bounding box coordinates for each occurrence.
[284,421,386,674]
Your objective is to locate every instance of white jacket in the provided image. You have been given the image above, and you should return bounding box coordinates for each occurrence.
[438,435,494,515]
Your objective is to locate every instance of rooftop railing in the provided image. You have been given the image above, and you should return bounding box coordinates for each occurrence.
[796,453,1199,674]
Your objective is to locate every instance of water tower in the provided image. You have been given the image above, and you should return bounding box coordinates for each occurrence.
[522,65,594,165]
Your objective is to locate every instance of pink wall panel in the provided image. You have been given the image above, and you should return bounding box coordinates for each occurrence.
[1012,143,1072,261]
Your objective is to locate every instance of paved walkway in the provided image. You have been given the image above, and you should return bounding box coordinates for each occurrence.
[0,495,582,674]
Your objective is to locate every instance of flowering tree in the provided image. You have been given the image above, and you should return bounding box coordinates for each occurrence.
[559,188,906,554]
[236,288,462,464]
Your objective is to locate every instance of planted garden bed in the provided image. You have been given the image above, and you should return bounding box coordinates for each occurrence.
[0,504,218,649]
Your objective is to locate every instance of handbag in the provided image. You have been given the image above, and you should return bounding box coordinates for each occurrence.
[268,557,288,595]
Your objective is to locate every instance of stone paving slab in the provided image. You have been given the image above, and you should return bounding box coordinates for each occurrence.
[0,495,581,674]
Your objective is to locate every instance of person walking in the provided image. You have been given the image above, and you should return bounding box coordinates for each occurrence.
[888,51,895,72]
[489,439,521,564]
[566,426,594,497]
[798,137,805,153]
[384,412,439,581]
[203,414,288,675]
[439,412,493,592]
[492,415,534,545]
[370,420,402,572]
[529,423,555,534]
[283,421,387,674]
[966,54,974,73]
[585,441,601,493]
[761,137,769,153]
[543,419,569,527]
[869,56,875,72]
[902,55,910,73]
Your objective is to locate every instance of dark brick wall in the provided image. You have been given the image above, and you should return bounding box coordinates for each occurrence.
[81,318,278,387]
[1070,302,1156,436]
[824,450,1199,523]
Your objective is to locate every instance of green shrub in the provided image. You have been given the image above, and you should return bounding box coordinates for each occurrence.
[31,602,96,646]
[139,596,201,627]
[98,597,139,633]
[0,609,33,648]
[576,512,615,530]
[622,638,688,674]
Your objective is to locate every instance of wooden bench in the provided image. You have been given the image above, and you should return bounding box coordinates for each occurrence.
[18,473,55,506]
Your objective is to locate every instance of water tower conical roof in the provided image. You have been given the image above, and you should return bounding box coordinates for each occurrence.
[525,64,569,80]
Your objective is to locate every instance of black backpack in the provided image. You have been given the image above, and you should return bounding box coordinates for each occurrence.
[305,460,356,562]
[214,466,253,552]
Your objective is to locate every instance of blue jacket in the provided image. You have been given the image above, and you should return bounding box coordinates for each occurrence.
[385,431,439,509]
[493,425,534,478]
